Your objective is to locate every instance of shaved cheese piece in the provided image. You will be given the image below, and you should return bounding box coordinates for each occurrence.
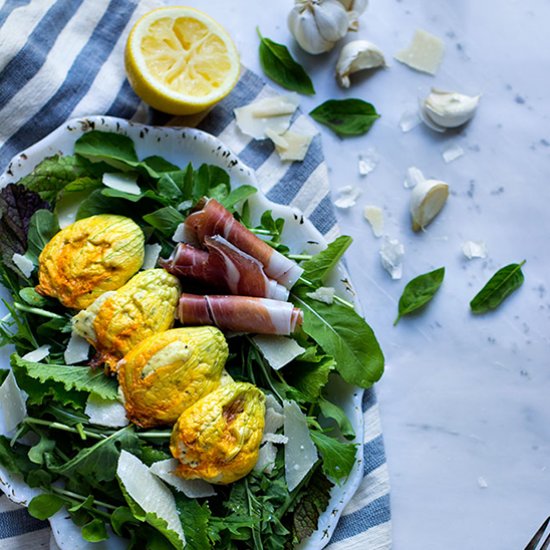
[358,148,379,176]
[12,253,34,277]
[172,222,185,243]
[0,371,27,436]
[22,344,50,362]
[254,442,278,474]
[306,286,335,305]
[253,335,305,371]
[263,433,288,444]
[264,128,288,148]
[283,400,318,492]
[399,109,420,133]
[363,205,384,237]
[234,94,300,139]
[380,237,404,280]
[149,459,216,498]
[394,29,445,75]
[102,172,141,195]
[462,240,488,259]
[442,143,465,163]
[142,243,162,270]
[64,332,91,365]
[117,451,185,547]
[477,476,489,488]
[265,393,283,415]
[85,394,128,428]
[334,185,361,209]
[55,191,85,229]
[273,131,313,162]
[404,166,425,189]
[264,406,284,435]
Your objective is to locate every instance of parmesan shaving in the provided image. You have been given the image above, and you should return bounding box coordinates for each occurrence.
[399,109,421,133]
[234,94,300,139]
[253,335,305,371]
[172,222,185,243]
[102,172,141,195]
[12,253,34,278]
[22,344,50,362]
[380,237,405,280]
[142,243,162,269]
[116,451,185,546]
[462,240,488,259]
[264,406,284,435]
[283,400,318,492]
[0,371,27,436]
[334,186,361,209]
[404,166,426,189]
[64,332,91,365]
[394,29,445,75]
[442,143,465,163]
[149,459,216,498]
[254,442,278,474]
[263,433,288,444]
[358,148,379,176]
[272,131,313,162]
[306,286,335,305]
[85,394,128,428]
[363,205,384,238]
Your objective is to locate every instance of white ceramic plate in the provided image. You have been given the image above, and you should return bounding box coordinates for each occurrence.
[0,116,364,550]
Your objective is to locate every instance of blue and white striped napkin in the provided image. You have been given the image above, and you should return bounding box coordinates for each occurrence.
[0,1,391,548]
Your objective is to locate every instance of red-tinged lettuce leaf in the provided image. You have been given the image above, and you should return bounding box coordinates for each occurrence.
[0,184,50,276]
[291,288,384,388]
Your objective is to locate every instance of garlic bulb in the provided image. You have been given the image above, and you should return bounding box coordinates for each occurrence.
[288,0,351,54]
[420,88,480,130]
[336,40,385,87]
[337,0,369,30]
[410,179,449,231]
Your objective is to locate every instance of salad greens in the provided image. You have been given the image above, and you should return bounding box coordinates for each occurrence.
[0,130,384,548]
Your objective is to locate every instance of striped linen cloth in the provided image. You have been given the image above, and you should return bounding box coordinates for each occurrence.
[0,1,391,549]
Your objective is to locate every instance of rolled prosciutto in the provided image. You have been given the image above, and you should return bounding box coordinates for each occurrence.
[161,236,289,301]
[183,198,303,289]
[178,293,303,335]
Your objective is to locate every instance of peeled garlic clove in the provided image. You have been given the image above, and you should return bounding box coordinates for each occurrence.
[410,179,449,231]
[422,88,480,129]
[336,40,385,87]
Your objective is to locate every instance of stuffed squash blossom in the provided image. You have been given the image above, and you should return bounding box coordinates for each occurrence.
[73,268,180,372]
[170,381,266,484]
[119,327,229,428]
[36,214,144,309]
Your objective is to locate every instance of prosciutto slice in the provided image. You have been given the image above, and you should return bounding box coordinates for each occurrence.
[178,293,303,335]
[161,236,289,300]
[183,198,303,289]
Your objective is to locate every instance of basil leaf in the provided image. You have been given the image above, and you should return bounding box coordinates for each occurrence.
[394,267,445,325]
[310,99,380,137]
[300,235,352,284]
[291,289,384,388]
[28,493,65,520]
[258,29,315,95]
[470,261,526,314]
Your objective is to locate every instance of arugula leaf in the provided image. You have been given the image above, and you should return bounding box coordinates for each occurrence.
[394,267,445,325]
[141,156,180,174]
[310,99,380,137]
[26,209,59,264]
[282,354,335,402]
[28,432,56,465]
[300,235,352,284]
[318,397,355,440]
[28,493,65,520]
[0,436,35,476]
[291,288,384,388]
[19,287,49,307]
[82,518,109,542]
[50,426,139,482]
[309,430,357,481]
[18,154,105,203]
[258,29,315,95]
[75,131,139,170]
[76,189,131,220]
[111,506,140,536]
[176,496,212,550]
[11,354,119,400]
[220,185,257,211]
[470,261,526,314]
[142,206,185,237]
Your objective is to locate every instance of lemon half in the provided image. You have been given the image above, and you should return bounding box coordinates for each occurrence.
[125,7,240,115]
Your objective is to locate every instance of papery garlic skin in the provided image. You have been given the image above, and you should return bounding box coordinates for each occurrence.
[422,88,480,129]
[336,40,385,87]
[288,0,350,54]
[410,179,449,231]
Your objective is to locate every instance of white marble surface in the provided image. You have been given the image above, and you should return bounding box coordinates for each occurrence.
[2,1,550,548]
[174,0,550,548]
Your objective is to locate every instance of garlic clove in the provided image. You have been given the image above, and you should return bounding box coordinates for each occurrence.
[288,6,334,54]
[340,0,369,30]
[418,99,447,133]
[312,0,350,42]
[422,88,480,129]
[409,179,449,232]
[336,40,386,87]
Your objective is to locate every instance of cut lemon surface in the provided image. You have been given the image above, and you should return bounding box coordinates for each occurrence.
[125,7,240,115]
